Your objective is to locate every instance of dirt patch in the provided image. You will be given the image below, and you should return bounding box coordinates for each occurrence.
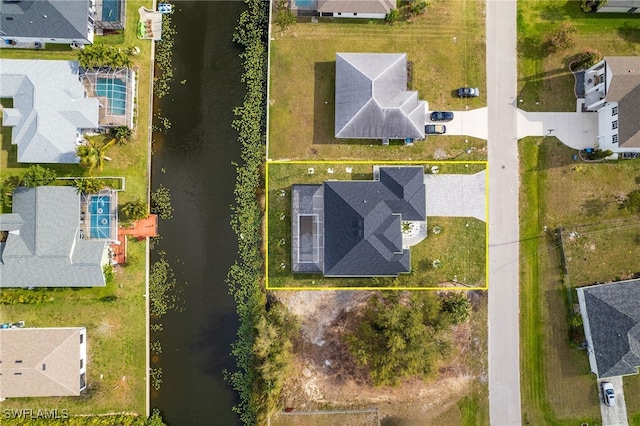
[274,290,486,423]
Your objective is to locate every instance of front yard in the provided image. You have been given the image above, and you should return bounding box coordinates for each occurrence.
[268,0,486,160]
[266,161,487,289]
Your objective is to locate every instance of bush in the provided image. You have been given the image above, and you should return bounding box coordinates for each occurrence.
[385,8,400,23]
[441,292,472,325]
[581,0,608,13]
[74,178,106,194]
[22,165,57,188]
[122,197,149,221]
[575,49,603,69]
[621,189,640,213]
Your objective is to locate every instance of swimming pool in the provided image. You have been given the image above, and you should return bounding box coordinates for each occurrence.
[295,0,316,8]
[89,196,111,239]
[101,0,121,22]
[96,77,127,115]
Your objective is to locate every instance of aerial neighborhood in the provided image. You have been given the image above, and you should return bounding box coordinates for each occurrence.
[0,0,639,425]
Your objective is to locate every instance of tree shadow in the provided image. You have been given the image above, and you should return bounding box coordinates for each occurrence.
[618,21,640,43]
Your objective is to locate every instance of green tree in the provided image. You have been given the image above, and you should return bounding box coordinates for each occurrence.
[1,175,21,209]
[22,165,57,187]
[409,0,427,16]
[274,7,296,32]
[74,177,106,194]
[345,292,451,387]
[441,292,472,325]
[76,137,116,174]
[111,125,133,145]
[385,8,400,23]
[581,0,608,13]
[621,189,640,213]
[122,197,148,221]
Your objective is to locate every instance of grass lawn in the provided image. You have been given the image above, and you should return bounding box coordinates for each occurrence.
[268,0,486,160]
[0,240,147,415]
[0,0,154,416]
[266,161,487,289]
[517,0,640,111]
[519,138,640,424]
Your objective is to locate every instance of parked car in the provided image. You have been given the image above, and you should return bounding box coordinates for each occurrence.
[457,87,480,98]
[601,382,616,407]
[425,124,446,134]
[430,111,454,122]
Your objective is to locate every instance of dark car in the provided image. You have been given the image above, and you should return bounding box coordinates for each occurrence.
[457,87,480,98]
[425,124,446,134]
[430,111,454,122]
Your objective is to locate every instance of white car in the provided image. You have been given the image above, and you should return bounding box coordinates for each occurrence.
[601,381,616,407]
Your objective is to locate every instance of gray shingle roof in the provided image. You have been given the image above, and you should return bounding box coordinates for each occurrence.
[0,59,99,163]
[317,0,395,14]
[0,0,90,41]
[578,279,640,378]
[292,166,426,277]
[0,186,107,288]
[604,57,640,148]
[335,53,426,140]
[0,328,86,398]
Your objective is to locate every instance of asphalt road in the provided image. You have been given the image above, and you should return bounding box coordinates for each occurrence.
[486,0,523,425]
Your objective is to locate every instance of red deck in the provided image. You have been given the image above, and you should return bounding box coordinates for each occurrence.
[110,214,158,265]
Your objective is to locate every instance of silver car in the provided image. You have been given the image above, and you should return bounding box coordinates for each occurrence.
[601,382,616,407]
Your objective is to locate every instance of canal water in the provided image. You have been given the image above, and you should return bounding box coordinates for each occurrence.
[151,2,246,424]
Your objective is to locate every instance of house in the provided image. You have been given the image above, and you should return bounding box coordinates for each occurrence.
[0,327,87,398]
[0,0,94,48]
[583,56,640,153]
[577,279,640,378]
[596,0,640,13]
[291,166,426,277]
[335,53,427,143]
[0,59,100,163]
[317,0,395,19]
[0,186,115,288]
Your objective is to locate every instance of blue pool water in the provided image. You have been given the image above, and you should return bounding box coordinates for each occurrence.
[295,0,315,8]
[96,78,127,115]
[89,196,111,239]
[102,0,121,21]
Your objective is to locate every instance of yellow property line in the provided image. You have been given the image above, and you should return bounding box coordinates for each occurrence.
[265,160,489,291]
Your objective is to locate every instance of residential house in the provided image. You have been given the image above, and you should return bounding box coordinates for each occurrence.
[317,0,395,19]
[0,327,87,398]
[0,0,95,47]
[0,59,99,163]
[583,56,640,153]
[577,279,640,378]
[596,0,640,13]
[0,186,114,288]
[335,53,427,143]
[291,166,426,277]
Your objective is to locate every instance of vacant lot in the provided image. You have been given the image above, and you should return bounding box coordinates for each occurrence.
[272,290,488,426]
[517,0,640,111]
[519,138,640,425]
[266,161,487,289]
[269,0,486,160]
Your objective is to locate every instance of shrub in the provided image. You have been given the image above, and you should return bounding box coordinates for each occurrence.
[548,22,576,52]
[74,178,106,194]
[385,8,400,23]
[441,292,472,325]
[22,165,57,187]
[122,197,149,221]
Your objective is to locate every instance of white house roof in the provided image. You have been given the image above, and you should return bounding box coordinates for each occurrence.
[335,53,426,140]
[0,59,99,163]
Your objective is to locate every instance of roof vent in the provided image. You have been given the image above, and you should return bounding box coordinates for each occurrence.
[6,17,14,21]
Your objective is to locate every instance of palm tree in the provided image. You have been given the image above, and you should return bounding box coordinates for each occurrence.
[76,137,116,174]
[121,198,148,221]
[74,178,106,194]
[111,126,133,145]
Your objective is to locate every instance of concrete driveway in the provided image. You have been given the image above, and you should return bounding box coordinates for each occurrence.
[426,107,488,140]
[599,377,629,426]
[517,110,598,150]
[423,170,486,221]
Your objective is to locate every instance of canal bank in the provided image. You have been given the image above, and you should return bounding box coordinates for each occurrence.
[151,1,246,424]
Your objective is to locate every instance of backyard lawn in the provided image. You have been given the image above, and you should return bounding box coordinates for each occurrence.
[268,0,486,160]
[266,161,487,289]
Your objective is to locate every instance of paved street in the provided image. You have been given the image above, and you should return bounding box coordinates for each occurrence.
[486,0,523,425]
